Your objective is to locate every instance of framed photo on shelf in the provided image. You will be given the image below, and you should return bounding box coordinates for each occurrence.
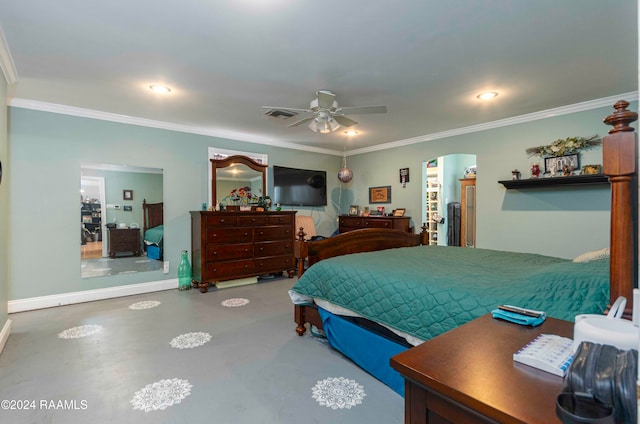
[349,205,359,216]
[393,208,406,217]
[376,206,385,215]
[369,186,391,204]
[544,154,579,175]
[123,189,133,200]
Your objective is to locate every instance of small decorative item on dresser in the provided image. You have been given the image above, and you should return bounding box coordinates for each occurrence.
[530,163,541,178]
[178,250,192,291]
[393,208,406,217]
[349,205,359,216]
[511,169,521,180]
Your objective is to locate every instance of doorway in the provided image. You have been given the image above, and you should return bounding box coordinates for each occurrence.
[80,176,106,259]
[422,154,476,246]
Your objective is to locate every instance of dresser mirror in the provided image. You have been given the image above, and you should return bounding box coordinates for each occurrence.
[212,155,267,207]
[81,163,163,279]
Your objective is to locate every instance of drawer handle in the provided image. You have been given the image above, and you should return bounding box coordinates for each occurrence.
[259,231,264,235]
[259,247,264,251]
[213,252,217,255]
[220,219,225,223]
[244,249,249,252]
[244,232,248,237]
[244,265,249,269]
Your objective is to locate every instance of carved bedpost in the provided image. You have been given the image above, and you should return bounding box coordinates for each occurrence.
[420,223,429,246]
[603,100,638,319]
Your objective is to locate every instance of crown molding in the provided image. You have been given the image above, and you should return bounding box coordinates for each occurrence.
[347,91,639,156]
[0,26,17,85]
[9,92,638,158]
[8,98,342,156]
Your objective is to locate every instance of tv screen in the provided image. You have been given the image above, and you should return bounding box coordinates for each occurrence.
[273,166,327,206]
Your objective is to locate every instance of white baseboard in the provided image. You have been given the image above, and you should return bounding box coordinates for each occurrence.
[8,279,178,314]
[0,318,11,356]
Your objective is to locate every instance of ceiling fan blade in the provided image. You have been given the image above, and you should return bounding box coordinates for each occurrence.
[261,106,313,113]
[333,115,358,127]
[316,90,336,110]
[287,116,315,127]
[339,105,387,115]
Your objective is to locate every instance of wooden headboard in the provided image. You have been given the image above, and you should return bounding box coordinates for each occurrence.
[142,199,164,234]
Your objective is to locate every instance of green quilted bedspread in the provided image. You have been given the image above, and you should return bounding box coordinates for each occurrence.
[291,246,610,342]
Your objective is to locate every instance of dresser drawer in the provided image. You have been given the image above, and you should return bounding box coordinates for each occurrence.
[339,216,362,227]
[254,255,295,272]
[205,259,253,279]
[205,215,238,226]
[254,226,292,241]
[255,240,293,257]
[206,227,252,244]
[363,218,392,228]
[267,214,293,225]
[206,243,253,261]
[238,215,268,226]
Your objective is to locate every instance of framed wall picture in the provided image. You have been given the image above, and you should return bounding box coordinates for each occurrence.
[123,189,133,200]
[369,186,391,204]
[544,154,579,175]
[349,205,359,216]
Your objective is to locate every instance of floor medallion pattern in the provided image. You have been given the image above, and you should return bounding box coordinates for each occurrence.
[221,298,250,307]
[311,377,366,410]
[131,378,192,412]
[129,300,161,310]
[170,332,212,349]
[58,324,103,339]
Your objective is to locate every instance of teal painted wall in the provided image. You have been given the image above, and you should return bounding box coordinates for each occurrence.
[7,101,636,301]
[0,72,8,326]
[8,107,341,300]
[344,103,636,259]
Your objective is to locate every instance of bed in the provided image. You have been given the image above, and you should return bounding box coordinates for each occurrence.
[290,100,638,395]
[142,199,164,260]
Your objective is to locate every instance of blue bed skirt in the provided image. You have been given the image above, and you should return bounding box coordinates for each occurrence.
[317,307,409,396]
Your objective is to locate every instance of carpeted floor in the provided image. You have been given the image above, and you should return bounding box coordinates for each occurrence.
[0,277,404,423]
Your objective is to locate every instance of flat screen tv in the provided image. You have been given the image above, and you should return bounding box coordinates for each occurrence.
[272,166,327,206]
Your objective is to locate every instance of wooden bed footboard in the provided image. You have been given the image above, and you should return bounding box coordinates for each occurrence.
[294,227,427,335]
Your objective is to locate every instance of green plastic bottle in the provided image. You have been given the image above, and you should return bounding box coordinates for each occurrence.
[178,250,192,291]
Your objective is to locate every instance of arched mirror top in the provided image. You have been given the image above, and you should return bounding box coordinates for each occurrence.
[211,155,267,205]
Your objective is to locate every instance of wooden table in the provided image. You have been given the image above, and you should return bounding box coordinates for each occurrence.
[390,314,572,424]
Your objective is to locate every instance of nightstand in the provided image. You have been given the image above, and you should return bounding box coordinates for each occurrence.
[108,228,141,258]
[390,314,573,424]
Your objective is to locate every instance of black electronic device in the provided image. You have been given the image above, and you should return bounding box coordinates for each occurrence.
[272,165,327,206]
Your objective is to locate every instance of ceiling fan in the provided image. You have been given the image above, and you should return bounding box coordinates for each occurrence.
[262,90,387,134]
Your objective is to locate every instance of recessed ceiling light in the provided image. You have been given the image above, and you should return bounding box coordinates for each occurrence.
[149,85,171,94]
[476,91,498,100]
[344,130,359,136]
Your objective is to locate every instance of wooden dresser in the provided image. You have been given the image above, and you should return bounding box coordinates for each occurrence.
[338,215,412,233]
[190,210,296,293]
[108,228,141,258]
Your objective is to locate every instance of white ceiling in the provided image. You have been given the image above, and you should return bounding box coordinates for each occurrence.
[0,0,637,155]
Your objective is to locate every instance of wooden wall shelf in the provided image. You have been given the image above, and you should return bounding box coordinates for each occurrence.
[498,174,610,189]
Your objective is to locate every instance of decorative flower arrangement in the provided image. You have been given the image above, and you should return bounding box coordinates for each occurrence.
[526,135,601,157]
[221,186,258,206]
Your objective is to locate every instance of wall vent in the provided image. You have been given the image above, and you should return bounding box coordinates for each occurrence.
[264,109,298,119]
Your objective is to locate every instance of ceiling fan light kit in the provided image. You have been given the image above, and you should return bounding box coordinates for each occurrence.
[261,90,387,134]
